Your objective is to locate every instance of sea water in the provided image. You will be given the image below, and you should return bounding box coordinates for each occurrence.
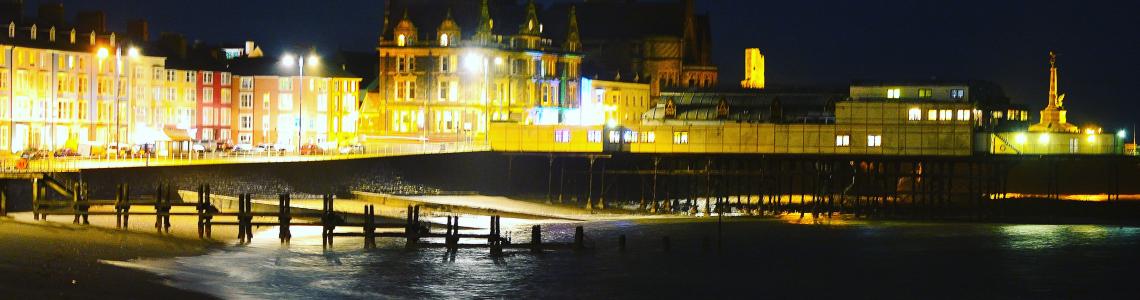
[130,218,1140,299]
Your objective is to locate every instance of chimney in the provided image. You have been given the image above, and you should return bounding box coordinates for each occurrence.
[37,2,63,27]
[127,19,148,42]
[0,0,22,24]
[76,10,106,33]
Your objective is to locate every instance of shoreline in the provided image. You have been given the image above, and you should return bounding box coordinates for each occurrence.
[0,216,221,299]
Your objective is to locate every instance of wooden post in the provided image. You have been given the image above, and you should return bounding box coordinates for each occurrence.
[122,184,131,229]
[204,185,213,239]
[586,157,595,210]
[196,185,204,238]
[546,156,554,204]
[573,226,585,252]
[364,205,377,249]
[279,194,292,244]
[72,182,81,224]
[154,185,163,232]
[530,224,542,253]
[490,216,503,256]
[30,178,39,220]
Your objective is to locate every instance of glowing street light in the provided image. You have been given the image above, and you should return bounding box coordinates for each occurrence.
[128,47,140,59]
[96,47,109,60]
[281,52,320,152]
[1118,130,1127,139]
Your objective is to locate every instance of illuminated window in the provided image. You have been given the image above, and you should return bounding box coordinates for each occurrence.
[554,129,570,143]
[239,114,252,130]
[956,109,970,121]
[1069,138,1078,153]
[397,34,406,47]
[928,110,937,121]
[1020,111,1027,121]
[992,111,1003,119]
[203,72,213,84]
[279,94,293,110]
[908,108,922,121]
[278,78,292,91]
[623,131,637,143]
[673,131,689,144]
[587,130,602,143]
[438,81,450,101]
[609,131,620,143]
[918,88,932,98]
[886,88,901,99]
[867,135,882,147]
[950,89,965,99]
[640,131,656,143]
[836,135,850,147]
[939,110,952,121]
[240,77,253,90]
[439,55,452,73]
[239,93,253,108]
[440,34,449,47]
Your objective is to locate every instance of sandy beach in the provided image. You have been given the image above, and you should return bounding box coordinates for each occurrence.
[0,216,219,299]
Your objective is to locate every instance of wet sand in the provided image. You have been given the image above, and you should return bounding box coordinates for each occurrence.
[0,216,219,299]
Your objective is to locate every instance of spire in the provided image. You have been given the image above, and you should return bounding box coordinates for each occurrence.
[518,0,541,36]
[1048,51,1061,109]
[475,0,494,42]
[380,0,391,41]
[563,5,581,52]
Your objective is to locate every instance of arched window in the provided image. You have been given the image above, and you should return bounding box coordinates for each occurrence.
[440,34,449,47]
[397,34,407,47]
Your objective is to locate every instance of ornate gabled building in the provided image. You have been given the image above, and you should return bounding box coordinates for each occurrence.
[371,0,583,142]
[545,0,718,94]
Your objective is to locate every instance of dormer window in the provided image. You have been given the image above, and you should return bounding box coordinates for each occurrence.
[440,33,449,47]
[397,34,406,47]
[7,22,13,38]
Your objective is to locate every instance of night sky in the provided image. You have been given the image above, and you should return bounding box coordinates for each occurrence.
[34,0,1140,130]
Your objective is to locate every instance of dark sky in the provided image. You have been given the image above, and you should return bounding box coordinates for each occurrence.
[36,0,1140,130]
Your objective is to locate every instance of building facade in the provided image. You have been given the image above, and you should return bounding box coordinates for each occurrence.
[230,58,361,149]
[369,0,582,142]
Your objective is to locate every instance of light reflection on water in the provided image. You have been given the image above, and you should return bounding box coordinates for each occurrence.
[140,219,1140,299]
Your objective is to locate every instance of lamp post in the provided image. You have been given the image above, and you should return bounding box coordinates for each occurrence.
[282,53,319,153]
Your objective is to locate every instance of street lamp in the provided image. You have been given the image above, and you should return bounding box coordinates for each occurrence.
[281,52,319,153]
[99,46,140,159]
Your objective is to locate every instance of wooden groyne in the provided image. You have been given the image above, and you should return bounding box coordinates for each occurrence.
[31,184,591,255]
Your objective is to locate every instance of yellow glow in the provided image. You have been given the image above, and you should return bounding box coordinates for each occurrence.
[1085,128,1095,135]
[96,47,109,60]
[494,57,503,65]
[397,34,406,47]
[1087,135,1096,143]
[740,48,765,89]
[127,47,140,58]
[1015,133,1027,144]
[308,55,319,66]
[1038,133,1050,144]
[281,53,295,66]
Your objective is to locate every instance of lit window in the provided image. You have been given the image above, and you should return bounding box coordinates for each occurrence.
[440,34,449,47]
[908,108,922,121]
[673,131,689,144]
[918,88,932,98]
[1069,138,1078,153]
[940,110,952,121]
[554,129,570,143]
[609,131,620,143]
[623,131,637,143]
[279,94,293,110]
[950,89,965,99]
[397,34,406,47]
[992,111,1003,119]
[640,131,656,143]
[956,109,970,121]
[886,88,901,99]
[868,135,882,147]
[836,135,850,147]
[587,130,602,143]
[239,93,253,108]
[928,110,937,121]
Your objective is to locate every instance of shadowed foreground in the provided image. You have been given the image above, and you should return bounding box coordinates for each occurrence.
[0,218,217,299]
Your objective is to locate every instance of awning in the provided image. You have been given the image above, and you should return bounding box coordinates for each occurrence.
[163,128,194,142]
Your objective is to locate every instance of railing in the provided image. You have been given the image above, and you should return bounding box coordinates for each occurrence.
[0,142,490,172]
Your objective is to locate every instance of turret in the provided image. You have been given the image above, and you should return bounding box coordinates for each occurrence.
[393,9,417,47]
[437,9,460,47]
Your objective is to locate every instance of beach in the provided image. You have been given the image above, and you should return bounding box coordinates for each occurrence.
[0,216,218,299]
